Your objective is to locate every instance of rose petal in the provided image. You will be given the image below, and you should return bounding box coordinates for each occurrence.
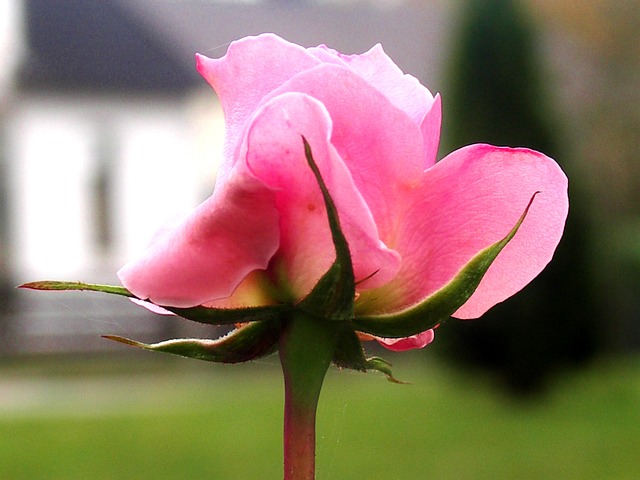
[117,163,279,308]
[310,44,436,126]
[421,93,442,168]
[129,298,175,315]
[359,144,568,318]
[202,270,277,309]
[310,44,440,168]
[376,329,436,352]
[196,34,321,181]
[242,92,401,297]
[265,63,426,248]
[306,44,349,65]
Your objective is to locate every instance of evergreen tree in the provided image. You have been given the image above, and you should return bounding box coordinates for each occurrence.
[441,0,598,393]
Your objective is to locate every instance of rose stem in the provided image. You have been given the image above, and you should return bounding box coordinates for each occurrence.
[279,313,338,480]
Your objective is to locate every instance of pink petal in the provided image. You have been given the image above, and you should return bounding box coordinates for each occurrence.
[421,93,442,168]
[310,44,437,127]
[202,270,278,309]
[129,298,175,315]
[242,92,401,297]
[306,44,349,66]
[264,63,426,248]
[196,34,321,181]
[376,329,436,352]
[117,163,279,308]
[359,144,568,318]
[310,43,441,169]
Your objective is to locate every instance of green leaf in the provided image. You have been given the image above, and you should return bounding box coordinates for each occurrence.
[20,280,290,326]
[296,137,355,322]
[353,193,539,338]
[103,320,284,364]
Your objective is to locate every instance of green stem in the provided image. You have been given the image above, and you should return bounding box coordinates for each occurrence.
[279,313,339,480]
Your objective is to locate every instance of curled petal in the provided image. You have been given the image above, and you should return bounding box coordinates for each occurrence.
[130,298,174,315]
[359,144,568,318]
[242,92,401,297]
[421,93,442,168]
[354,195,534,337]
[266,63,426,245]
[309,44,437,127]
[196,34,321,179]
[376,330,435,352]
[117,164,279,308]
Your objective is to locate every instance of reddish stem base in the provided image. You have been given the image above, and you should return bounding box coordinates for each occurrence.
[279,314,338,480]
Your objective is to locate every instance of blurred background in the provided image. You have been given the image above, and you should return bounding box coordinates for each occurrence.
[0,0,638,478]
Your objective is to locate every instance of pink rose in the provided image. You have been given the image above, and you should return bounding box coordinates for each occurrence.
[117,34,568,352]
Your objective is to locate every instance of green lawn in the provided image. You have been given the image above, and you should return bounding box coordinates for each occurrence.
[0,353,638,479]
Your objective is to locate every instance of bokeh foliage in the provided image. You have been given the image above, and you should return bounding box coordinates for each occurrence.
[440,0,599,393]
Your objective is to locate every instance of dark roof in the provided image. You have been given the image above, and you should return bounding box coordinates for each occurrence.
[18,0,453,95]
[19,0,201,93]
[120,0,451,89]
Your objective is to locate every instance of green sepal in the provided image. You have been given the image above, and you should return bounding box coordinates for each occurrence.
[296,137,355,322]
[364,357,406,384]
[330,327,405,383]
[20,280,290,326]
[331,327,368,372]
[103,319,283,364]
[164,304,290,326]
[19,281,133,297]
[353,193,539,338]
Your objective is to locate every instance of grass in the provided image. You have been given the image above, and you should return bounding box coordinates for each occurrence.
[0,352,639,479]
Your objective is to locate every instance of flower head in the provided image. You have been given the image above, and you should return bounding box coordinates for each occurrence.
[115,34,567,354]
